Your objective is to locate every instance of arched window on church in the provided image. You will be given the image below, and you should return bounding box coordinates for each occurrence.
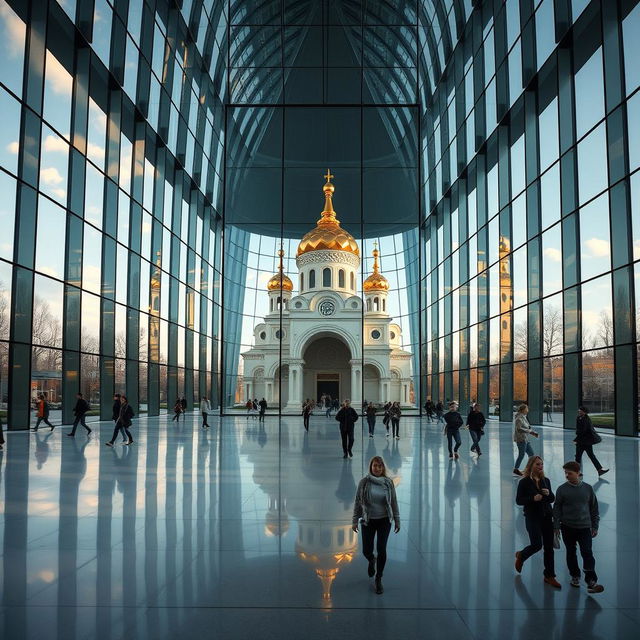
[323,268,331,287]
[374,297,379,311]
[367,298,371,311]
[300,273,304,291]
[309,269,316,288]
[350,272,355,290]
[338,269,345,288]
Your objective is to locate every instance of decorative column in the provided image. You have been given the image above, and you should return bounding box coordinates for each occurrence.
[265,380,273,403]
[349,359,362,407]
[245,380,252,401]
[286,359,304,410]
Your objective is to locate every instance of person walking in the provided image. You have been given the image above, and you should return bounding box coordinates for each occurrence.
[200,396,211,428]
[513,404,539,476]
[112,393,127,442]
[0,414,4,450]
[553,461,604,593]
[32,393,55,432]
[574,407,608,477]
[444,401,463,459]
[544,401,552,421]
[382,401,391,437]
[352,456,401,595]
[180,396,187,421]
[172,397,182,422]
[424,399,434,423]
[335,399,358,458]
[514,456,561,588]
[366,402,377,438]
[325,395,332,418]
[467,403,486,456]
[435,401,444,425]
[390,402,401,439]
[302,400,311,432]
[105,395,135,446]
[259,398,267,422]
[67,393,91,437]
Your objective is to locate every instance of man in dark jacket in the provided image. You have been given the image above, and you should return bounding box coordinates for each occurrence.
[112,394,127,442]
[258,398,267,422]
[335,399,358,458]
[466,403,487,456]
[106,395,135,446]
[443,401,463,459]
[575,407,608,476]
[180,396,187,421]
[67,392,91,437]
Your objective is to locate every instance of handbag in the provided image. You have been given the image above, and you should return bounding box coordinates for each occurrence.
[591,429,602,444]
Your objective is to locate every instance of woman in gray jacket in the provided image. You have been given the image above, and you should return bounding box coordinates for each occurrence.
[513,404,539,476]
[352,456,401,594]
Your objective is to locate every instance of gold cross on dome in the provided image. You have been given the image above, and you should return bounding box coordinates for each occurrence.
[324,169,334,182]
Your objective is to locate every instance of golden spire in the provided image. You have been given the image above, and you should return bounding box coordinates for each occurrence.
[363,241,389,292]
[296,172,360,257]
[267,246,293,291]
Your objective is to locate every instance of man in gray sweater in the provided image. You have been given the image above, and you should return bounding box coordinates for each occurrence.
[553,460,604,593]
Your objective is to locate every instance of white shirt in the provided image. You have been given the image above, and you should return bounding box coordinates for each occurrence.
[200,399,211,413]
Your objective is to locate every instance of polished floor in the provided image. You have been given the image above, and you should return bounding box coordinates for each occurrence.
[0,413,639,639]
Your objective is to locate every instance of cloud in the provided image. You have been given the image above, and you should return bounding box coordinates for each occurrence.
[45,50,72,95]
[0,1,26,59]
[51,187,67,200]
[584,237,610,258]
[43,134,69,153]
[543,247,561,262]
[40,167,64,185]
[6,141,18,154]
[87,142,105,163]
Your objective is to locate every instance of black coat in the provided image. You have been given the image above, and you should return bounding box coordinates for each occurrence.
[112,400,121,421]
[467,410,486,431]
[118,404,135,427]
[74,398,89,416]
[444,410,463,430]
[515,476,555,518]
[575,414,598,446]
[335,406,358,430]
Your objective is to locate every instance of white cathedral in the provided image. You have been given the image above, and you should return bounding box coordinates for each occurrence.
[241,173,414,412]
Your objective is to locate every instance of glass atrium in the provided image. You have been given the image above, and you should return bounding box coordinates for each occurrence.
[1,1,640,638]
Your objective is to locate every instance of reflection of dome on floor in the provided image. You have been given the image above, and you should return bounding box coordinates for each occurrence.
[241,173,415,411]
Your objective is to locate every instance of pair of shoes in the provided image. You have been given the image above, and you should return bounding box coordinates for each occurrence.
[395,436,400,440]
[50,425,54,431]
[66,433,74,437]
[454,453,459,459]
[544,576,562,589]
[570,576,580,588]
[369,434,374,438]
[587,581,604,593]
[374,577,383,594]
[125,440,133,445]
[105,442,114,447]
[343,454,348,459]
[513,469,523,476]
[385,433,389,437]
[31,428,37,432]
[597,468,609,476]
[348,451,353,458]
[368,556,376,577]
[86,428,92,435]
[514,551,523,573]
[449,454,454,459]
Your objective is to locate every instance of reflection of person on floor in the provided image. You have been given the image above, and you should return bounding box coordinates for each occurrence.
[443,459,462,507]
[35,431,53,469]
[335,458,356,510]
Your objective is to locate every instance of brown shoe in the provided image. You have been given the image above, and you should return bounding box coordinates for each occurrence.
[544,576,562,589]
[515,551,523,573]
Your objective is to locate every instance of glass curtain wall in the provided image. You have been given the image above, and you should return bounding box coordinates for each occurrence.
[0,0,226,429]
[421,0,640,434]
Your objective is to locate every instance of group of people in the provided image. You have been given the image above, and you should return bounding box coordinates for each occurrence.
[423,399,445,424]
[245,398,268,422]
[172,396,189,422]
[104,394,135,446]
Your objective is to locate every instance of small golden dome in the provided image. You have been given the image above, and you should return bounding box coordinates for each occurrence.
[267,249,294,291]
[363,244,389,292]
[297,171,360,258]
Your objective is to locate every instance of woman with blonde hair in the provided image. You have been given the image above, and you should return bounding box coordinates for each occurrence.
[513,404,539,476]
[352,456,400,594]
[514,456,560,588]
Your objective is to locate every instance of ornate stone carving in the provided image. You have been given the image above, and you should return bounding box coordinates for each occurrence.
[296,250,360,269]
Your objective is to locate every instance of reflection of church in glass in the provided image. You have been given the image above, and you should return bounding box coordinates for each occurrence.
[241,173,414,411]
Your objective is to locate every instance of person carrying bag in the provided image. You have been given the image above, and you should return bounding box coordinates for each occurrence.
[574,406,608,477]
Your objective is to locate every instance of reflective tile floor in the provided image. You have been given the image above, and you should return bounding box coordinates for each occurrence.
[1,414,639,639]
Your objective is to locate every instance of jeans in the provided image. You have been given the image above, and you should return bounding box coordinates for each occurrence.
[520,514,555,577]
[109,422,132,444]
[325,407,331,418]
[367,416,376,435]
[514,441,534,469]
[202,412,209,428]
[259,411,265,422]
[391,418,400,437]
[361,518,392,578]
[303,414,310,431]
[469,429,482,452]
[70,414,90,435]
[34,416,54,430]
[446,428,461,455]
[575,444,602,471]
[561,525,597,584]
[340,425,354,454]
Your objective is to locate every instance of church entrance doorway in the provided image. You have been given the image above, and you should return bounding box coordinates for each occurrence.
[316,378,339,403]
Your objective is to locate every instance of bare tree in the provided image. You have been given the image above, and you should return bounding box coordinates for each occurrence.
[514,320,527,359]
[543,306,562,357]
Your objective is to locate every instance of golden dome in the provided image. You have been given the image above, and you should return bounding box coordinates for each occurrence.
[363,243,389,292]
[267,249,294,291]
[296,171,360,258]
